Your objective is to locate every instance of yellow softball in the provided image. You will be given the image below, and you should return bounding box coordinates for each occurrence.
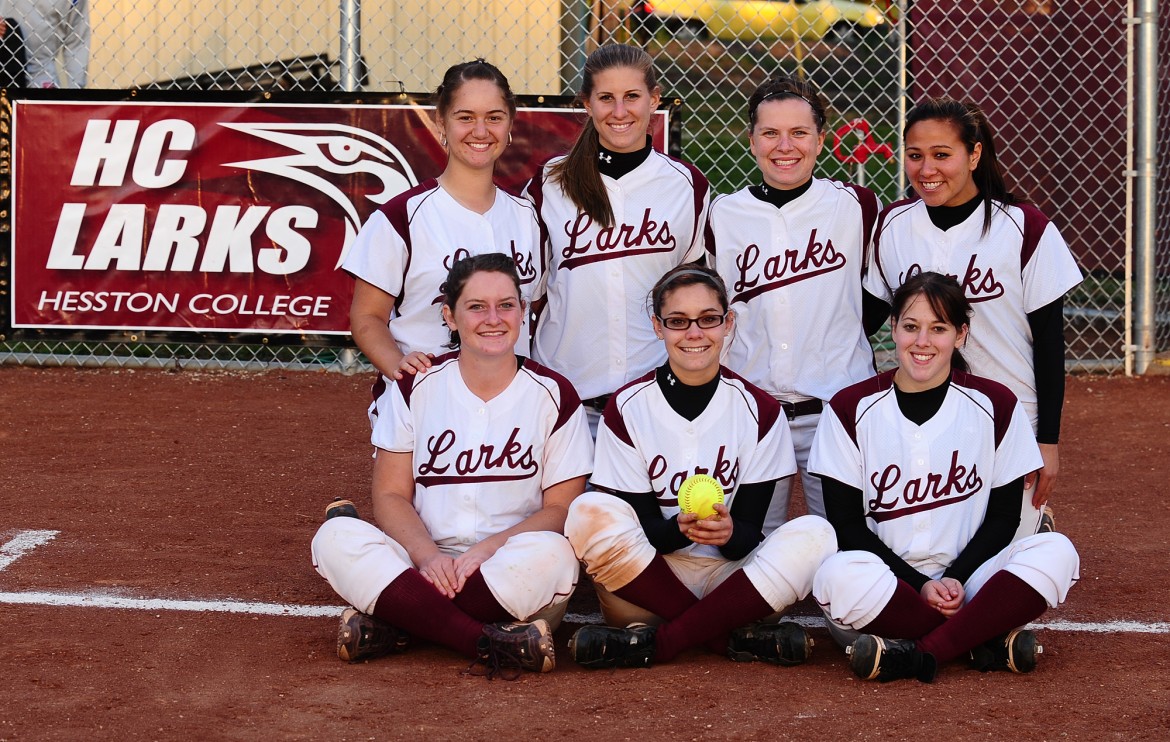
[677,474,725,519]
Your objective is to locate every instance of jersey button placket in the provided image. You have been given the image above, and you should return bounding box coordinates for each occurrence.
[608,266,627,391]
[771,227,795,391]
[907,435,931,554]
[459,404,490,544]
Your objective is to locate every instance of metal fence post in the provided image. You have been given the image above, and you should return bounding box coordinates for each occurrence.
[559,0,589,95]
[896,0,909,199]
[340,0,362,93]
[1132,0,1158,374]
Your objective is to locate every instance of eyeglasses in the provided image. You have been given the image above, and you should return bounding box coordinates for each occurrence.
[656,313,728,331]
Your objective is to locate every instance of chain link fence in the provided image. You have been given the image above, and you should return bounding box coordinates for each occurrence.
[0,0,1157,374]
[1157,4,1170,363]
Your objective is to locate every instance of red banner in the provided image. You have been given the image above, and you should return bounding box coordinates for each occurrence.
[10,100,670,335]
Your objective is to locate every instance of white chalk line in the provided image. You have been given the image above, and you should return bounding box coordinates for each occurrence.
[0,593,1164,635]
[0,590,343,617]
[1,532,1165,634]
[0,530,59,571]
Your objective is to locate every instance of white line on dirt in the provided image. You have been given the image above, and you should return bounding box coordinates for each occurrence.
[0,530,59,571]
[0,594,1164,635]
[2,531,1164,634]
[0,590,342,617]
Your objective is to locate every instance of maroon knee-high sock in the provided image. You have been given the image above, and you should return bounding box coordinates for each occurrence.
[373,569,484,658]
[917,571,1048,664]
[612,554,699,620]
[452,571,512,624]
[863,579,948,639]
[653,570,773,662]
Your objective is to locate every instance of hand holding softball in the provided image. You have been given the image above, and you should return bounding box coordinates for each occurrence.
[677,474,725,519]
[680,502,733,546]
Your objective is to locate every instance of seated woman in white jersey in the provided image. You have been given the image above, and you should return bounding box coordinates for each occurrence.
[312,254,593,678]
[342,59,541,426]
[809,272,1079,683]
[524,44,709,436]
[709,73,885,531]
[864,98,1083,541]
[563,266,837,669]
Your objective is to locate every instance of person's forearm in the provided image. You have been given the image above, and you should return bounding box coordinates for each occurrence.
[351,316,407,378]
[374,491,440,565]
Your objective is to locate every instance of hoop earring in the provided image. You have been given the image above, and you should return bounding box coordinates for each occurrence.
[440,135,448,148]
[508,133,513,145]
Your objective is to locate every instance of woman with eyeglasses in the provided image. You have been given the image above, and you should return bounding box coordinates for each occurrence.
[709,74,885,532]
[562,265,836,670]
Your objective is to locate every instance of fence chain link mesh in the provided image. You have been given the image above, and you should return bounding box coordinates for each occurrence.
[0,0,1155,374]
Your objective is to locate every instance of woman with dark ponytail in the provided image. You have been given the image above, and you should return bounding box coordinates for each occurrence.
[865,97,1083,542]
[524,44,710,436]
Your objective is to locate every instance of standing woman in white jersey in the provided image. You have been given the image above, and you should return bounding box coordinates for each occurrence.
[343,59,541,424]
[865,98,1083,540]
[710,74,885,530]
[809,272,1079,683]
[312,254,594,678]
[525,44,710,434]
[563,265,836,670]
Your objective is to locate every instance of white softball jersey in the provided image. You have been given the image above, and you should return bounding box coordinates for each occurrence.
[373,354,594,550]
[525,152,710,400]
[710,179,880,403]
[591,367,797,560]
[808,369,1042,579]
[343,179,543,360]
[865,199,1083,418]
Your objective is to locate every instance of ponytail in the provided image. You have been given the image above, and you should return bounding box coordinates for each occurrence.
[548,44,658,229]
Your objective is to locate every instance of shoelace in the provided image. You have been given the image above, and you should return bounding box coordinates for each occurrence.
[462,644,523,681]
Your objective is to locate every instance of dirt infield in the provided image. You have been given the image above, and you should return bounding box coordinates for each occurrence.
[2,366,1168,741]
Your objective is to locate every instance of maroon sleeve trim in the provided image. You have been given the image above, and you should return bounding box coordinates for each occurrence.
[378,179,439,311]
[847,184,880,278]
[664,153,710,253]
[519,357,583,434]
[870,198,916,289]
[828,371,895,445]
[604,371,657,447]
[719,367,782,442]
[950,370,1020,447]
[1016,203,1051,271]
[523,171,553,277]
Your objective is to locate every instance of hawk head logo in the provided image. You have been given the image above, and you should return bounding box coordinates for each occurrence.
[221,122,420,268]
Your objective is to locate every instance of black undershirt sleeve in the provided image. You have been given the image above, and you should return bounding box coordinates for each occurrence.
[602,487,692,554]
[863,289,892,338]
[719,478,777,561]
[943,476,1025,585]
[821,475,932,592]
[1028,296,1066,444]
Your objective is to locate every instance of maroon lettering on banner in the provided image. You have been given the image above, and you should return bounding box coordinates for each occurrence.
[10,100,670,335]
